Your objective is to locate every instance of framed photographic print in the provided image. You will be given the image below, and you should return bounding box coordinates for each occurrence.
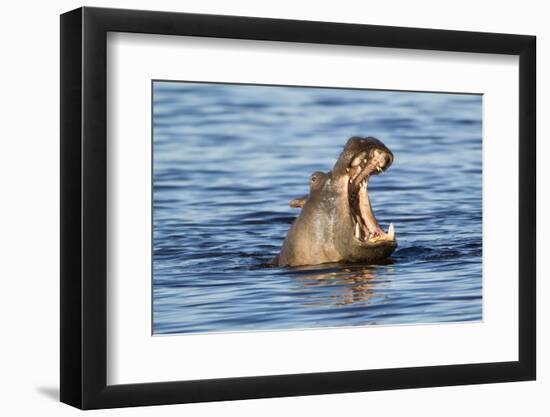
[60,6,536,409]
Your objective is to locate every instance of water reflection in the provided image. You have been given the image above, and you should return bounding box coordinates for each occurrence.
[289,263,394,307]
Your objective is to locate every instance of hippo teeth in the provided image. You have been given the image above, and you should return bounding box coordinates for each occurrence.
[347,149,396,245]
[351,152,368,167]
[348,175,396,244]
[387,223,395,240]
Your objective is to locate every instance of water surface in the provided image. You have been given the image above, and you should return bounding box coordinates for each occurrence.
[153,81,482,334]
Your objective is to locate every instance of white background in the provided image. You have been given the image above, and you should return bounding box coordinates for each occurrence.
[0,0,546,416]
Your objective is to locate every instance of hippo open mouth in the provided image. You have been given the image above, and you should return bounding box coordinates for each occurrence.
[274,136,397,267]
[347,148,395,244]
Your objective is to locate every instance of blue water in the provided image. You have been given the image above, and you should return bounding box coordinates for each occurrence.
[153,81,483,335]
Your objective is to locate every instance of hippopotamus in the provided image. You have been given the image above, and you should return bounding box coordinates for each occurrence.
[273,136,396,267]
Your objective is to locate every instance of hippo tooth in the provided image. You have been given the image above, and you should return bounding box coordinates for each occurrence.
[355,222,360,238]
[388,223,395,240]
[346,168,350,172]
[351,155,364,167]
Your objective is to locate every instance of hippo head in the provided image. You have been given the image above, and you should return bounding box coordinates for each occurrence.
[275,136,397,267]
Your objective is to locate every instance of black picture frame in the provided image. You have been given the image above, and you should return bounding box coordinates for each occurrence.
[60,6,536,410]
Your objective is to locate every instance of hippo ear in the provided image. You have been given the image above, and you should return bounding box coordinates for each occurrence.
[289,195,308,208]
